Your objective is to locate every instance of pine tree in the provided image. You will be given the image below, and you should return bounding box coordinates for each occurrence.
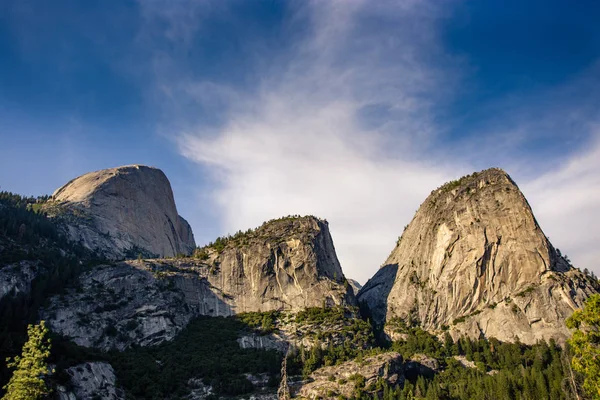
[277,345,291,400]
[2,321,51,400]
[443,332,454,356]
[567,294,600,399]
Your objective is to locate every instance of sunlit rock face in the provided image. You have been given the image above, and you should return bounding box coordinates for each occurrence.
[358,168,599,344]
[43,216,355,350]
[47,164,195,259]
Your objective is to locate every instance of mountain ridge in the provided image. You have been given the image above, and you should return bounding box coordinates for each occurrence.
[1,165,598,399]
[357,167,599,344]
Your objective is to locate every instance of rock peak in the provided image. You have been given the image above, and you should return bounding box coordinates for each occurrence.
[47,165,195,259]
[358,168,599,344]
[433,168,513,197]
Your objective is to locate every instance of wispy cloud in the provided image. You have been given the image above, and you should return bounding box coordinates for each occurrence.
[142,0,600,282]
[522,130,600,273]
[174,0,466,283]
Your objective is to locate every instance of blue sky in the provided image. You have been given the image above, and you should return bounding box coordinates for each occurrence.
[1,0,599,283]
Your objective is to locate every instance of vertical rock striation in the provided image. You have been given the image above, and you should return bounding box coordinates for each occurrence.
[197,216,355,313]
[358,168,599,344]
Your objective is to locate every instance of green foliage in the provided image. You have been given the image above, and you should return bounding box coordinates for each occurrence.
[452,309,483,326]
[192,248,209,260]
[294,307,375,351]
[567,294,600,399]
[2,321,51,400]
[295,306,348,324]
[284,308,376,380]
[390,327,445,359]
[0,191,103,391]
[516,286,536,297]
[343,327,568,400]
[195,215,317,255]
[0,192,75,265]
[50,316,281,399]
[439,172,479,193]
[236,311,280,335]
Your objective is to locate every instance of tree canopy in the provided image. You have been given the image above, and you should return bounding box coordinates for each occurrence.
[2,321,51,400]
[567,294,600,399]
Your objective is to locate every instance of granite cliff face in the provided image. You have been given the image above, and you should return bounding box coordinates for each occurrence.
[195,216,354,312]
[0,261,38,301]
[43,216,355,350]
[358,168,599,344]
[56,362,124,400]
[45,165,195,259]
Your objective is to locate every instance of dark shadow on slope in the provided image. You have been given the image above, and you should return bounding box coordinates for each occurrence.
[356,263,398,333]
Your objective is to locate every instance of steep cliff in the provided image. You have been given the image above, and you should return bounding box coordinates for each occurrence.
[194,216,354,312]
[56,362,124,400]
[43,216,355,350]
[347,279,363,296]
[358,168,599,344]
[44,165,195,259]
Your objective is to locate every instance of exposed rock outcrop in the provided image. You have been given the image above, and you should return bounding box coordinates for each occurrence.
[347,279,362,296]
[193,216,354,312]
[404,354,439,377]
[293,352,404,399]
[43,216,355,350]
[237,333,289,353]
[45,165,195,259]
[42,262,202,350]
[238,306,373,354]
[56,362,124,400]
[0,260,38,301]
[358,168,600,344]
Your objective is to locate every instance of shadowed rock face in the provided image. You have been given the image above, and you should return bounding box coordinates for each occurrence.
[56,362,124,400]
[0,261,38,301]
[42,216,355,350]
[358,168,600,344]
[47,165,195,259]
[347,279,363,296]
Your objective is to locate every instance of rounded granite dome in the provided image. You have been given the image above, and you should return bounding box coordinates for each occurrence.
[50,165,196,259]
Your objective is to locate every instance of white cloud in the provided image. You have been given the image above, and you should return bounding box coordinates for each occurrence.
[176,0,466,283]
[522,131,600,274]
[168,0,600,283]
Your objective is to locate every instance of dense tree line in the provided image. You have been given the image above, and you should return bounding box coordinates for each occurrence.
[279,308,579,400]
[387,330,569,400]
[2,321,51,400]
[0,192,102,394]
[567,294,600,399]
[51,316,282,399]
[318,326,575,400]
